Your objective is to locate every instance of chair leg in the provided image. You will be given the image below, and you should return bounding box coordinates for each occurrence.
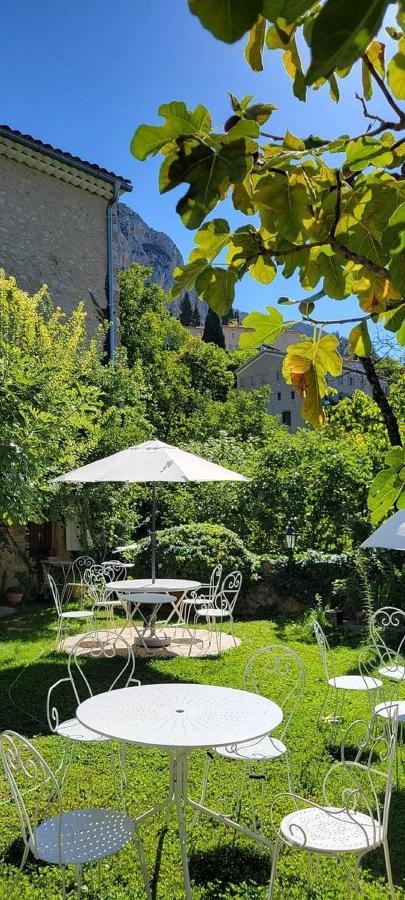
[285,751,294,794]
[317,684,330,726]
[76,863,83,899]
[19,843,29,871]
[61,865,67,899]
[354,854,361,900]
[191,752,212,830]
[56,617,63,650]
[383,839,395,898]
[267,836,281,899]
[229,615,237,647]
[331,690,345,745]
[132,827,152,899]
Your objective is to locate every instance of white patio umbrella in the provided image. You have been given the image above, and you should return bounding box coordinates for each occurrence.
[360,509,405,551]
[53,439,248,581]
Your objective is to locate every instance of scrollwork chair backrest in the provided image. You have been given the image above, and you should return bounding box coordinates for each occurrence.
[47,630,139,733]
[47,573,62,616]
[216,570,242,612]
[0,730,62,860]
[102,561,126,582]
[369,606,405,677]
[313,619,332,682]
[208,563,223,602]
[70,555,95,583]
[243,644,305,742]
[323,708,398,841]
[83,565,107,605]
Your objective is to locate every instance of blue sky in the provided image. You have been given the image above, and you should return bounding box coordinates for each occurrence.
[1,0,395,334]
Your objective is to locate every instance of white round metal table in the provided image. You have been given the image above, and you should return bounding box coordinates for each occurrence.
[77,683,282,898]
[107,579,201,649]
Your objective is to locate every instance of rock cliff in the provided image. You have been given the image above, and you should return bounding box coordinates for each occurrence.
[115,202,207,320]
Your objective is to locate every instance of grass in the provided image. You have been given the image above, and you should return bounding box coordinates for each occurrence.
[0,600,404,899]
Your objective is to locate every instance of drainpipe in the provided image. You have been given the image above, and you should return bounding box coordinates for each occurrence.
[106,179,121,362]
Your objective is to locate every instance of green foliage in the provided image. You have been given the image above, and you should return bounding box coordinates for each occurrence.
[118,264,233,436]
[368,445,405,523]
[0,272,103,527]
[132,0,405,523]
[306,0,389,85]
[239,306,287,349]
[186,0,393,91]
[189,0,263,44]
[128,522,260,587]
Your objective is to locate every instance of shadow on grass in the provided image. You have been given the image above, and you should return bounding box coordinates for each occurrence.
[190,843,271,894]
[0,643,202,738]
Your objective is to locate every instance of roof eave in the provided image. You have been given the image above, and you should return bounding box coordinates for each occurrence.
[0,126,132,195]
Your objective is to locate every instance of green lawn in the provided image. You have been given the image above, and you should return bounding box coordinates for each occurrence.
[0,602,403,899]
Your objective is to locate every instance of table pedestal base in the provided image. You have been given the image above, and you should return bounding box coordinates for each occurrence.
[135,630,171,649]
[134,748,273,899]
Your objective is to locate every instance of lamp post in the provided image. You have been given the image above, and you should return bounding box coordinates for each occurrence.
[285,521,298,578]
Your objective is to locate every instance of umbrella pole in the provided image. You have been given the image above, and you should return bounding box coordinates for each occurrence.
[151,482,156,583]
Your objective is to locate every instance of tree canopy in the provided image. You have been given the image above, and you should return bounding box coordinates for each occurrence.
[131,1,405,522]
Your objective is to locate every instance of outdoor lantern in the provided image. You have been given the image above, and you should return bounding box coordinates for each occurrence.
[285,521,298,552]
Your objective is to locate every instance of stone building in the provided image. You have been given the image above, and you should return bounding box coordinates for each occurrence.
[0,124,132,358]
[188,322,249,349]
[236,330,389,432]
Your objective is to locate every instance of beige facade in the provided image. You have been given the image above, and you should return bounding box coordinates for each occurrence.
[189,323,249,349]
[237,330,389,432]
[0,126,131,334]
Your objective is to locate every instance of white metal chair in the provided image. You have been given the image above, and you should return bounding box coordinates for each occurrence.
[178,564,223,626]
[83,565,125,628]
[313,620,382,742]
[0,730,150,899]
[197,645,305,835]
[47,630,140,792]
[102,560,127,582]
[368,609,405,742]
[48,573,95,649]
[194,570,242,652]
[268,709,398,899]
[62,555,95,602]
[369,607,405,683]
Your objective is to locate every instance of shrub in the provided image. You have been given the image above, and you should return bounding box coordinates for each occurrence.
[261,550,356,606]
[127,523,260,590]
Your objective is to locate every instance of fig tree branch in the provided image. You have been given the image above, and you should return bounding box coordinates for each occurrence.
[363,56,405,123]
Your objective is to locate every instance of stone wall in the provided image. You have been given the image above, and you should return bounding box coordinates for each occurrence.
[0,154,109,332]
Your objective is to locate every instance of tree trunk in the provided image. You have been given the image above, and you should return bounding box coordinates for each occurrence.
[359,356,402,446]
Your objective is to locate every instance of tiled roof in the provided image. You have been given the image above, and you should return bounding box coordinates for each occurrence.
[0,124,132,190]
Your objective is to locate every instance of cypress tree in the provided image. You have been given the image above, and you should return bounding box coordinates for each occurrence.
[190,303,201,326]
[202,307,225,349]
[179,292,193,326]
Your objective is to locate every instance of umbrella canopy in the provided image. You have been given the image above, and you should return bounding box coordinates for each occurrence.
[53,440,248,484]
[53,440,248,579]
[360,510,405,551]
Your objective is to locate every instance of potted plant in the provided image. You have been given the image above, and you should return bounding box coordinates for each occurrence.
[6,571,30,606]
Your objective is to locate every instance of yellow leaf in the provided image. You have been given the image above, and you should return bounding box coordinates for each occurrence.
[349,320,372,357]
[283,130,305,151]
[282,354,325,427]
[244,16,266,72]
[387,38,405,100]
[354,272,400,313]
[366,40,385,76]
[301,364,326,428]
[249,254,277,284]
[282,335,342,428]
